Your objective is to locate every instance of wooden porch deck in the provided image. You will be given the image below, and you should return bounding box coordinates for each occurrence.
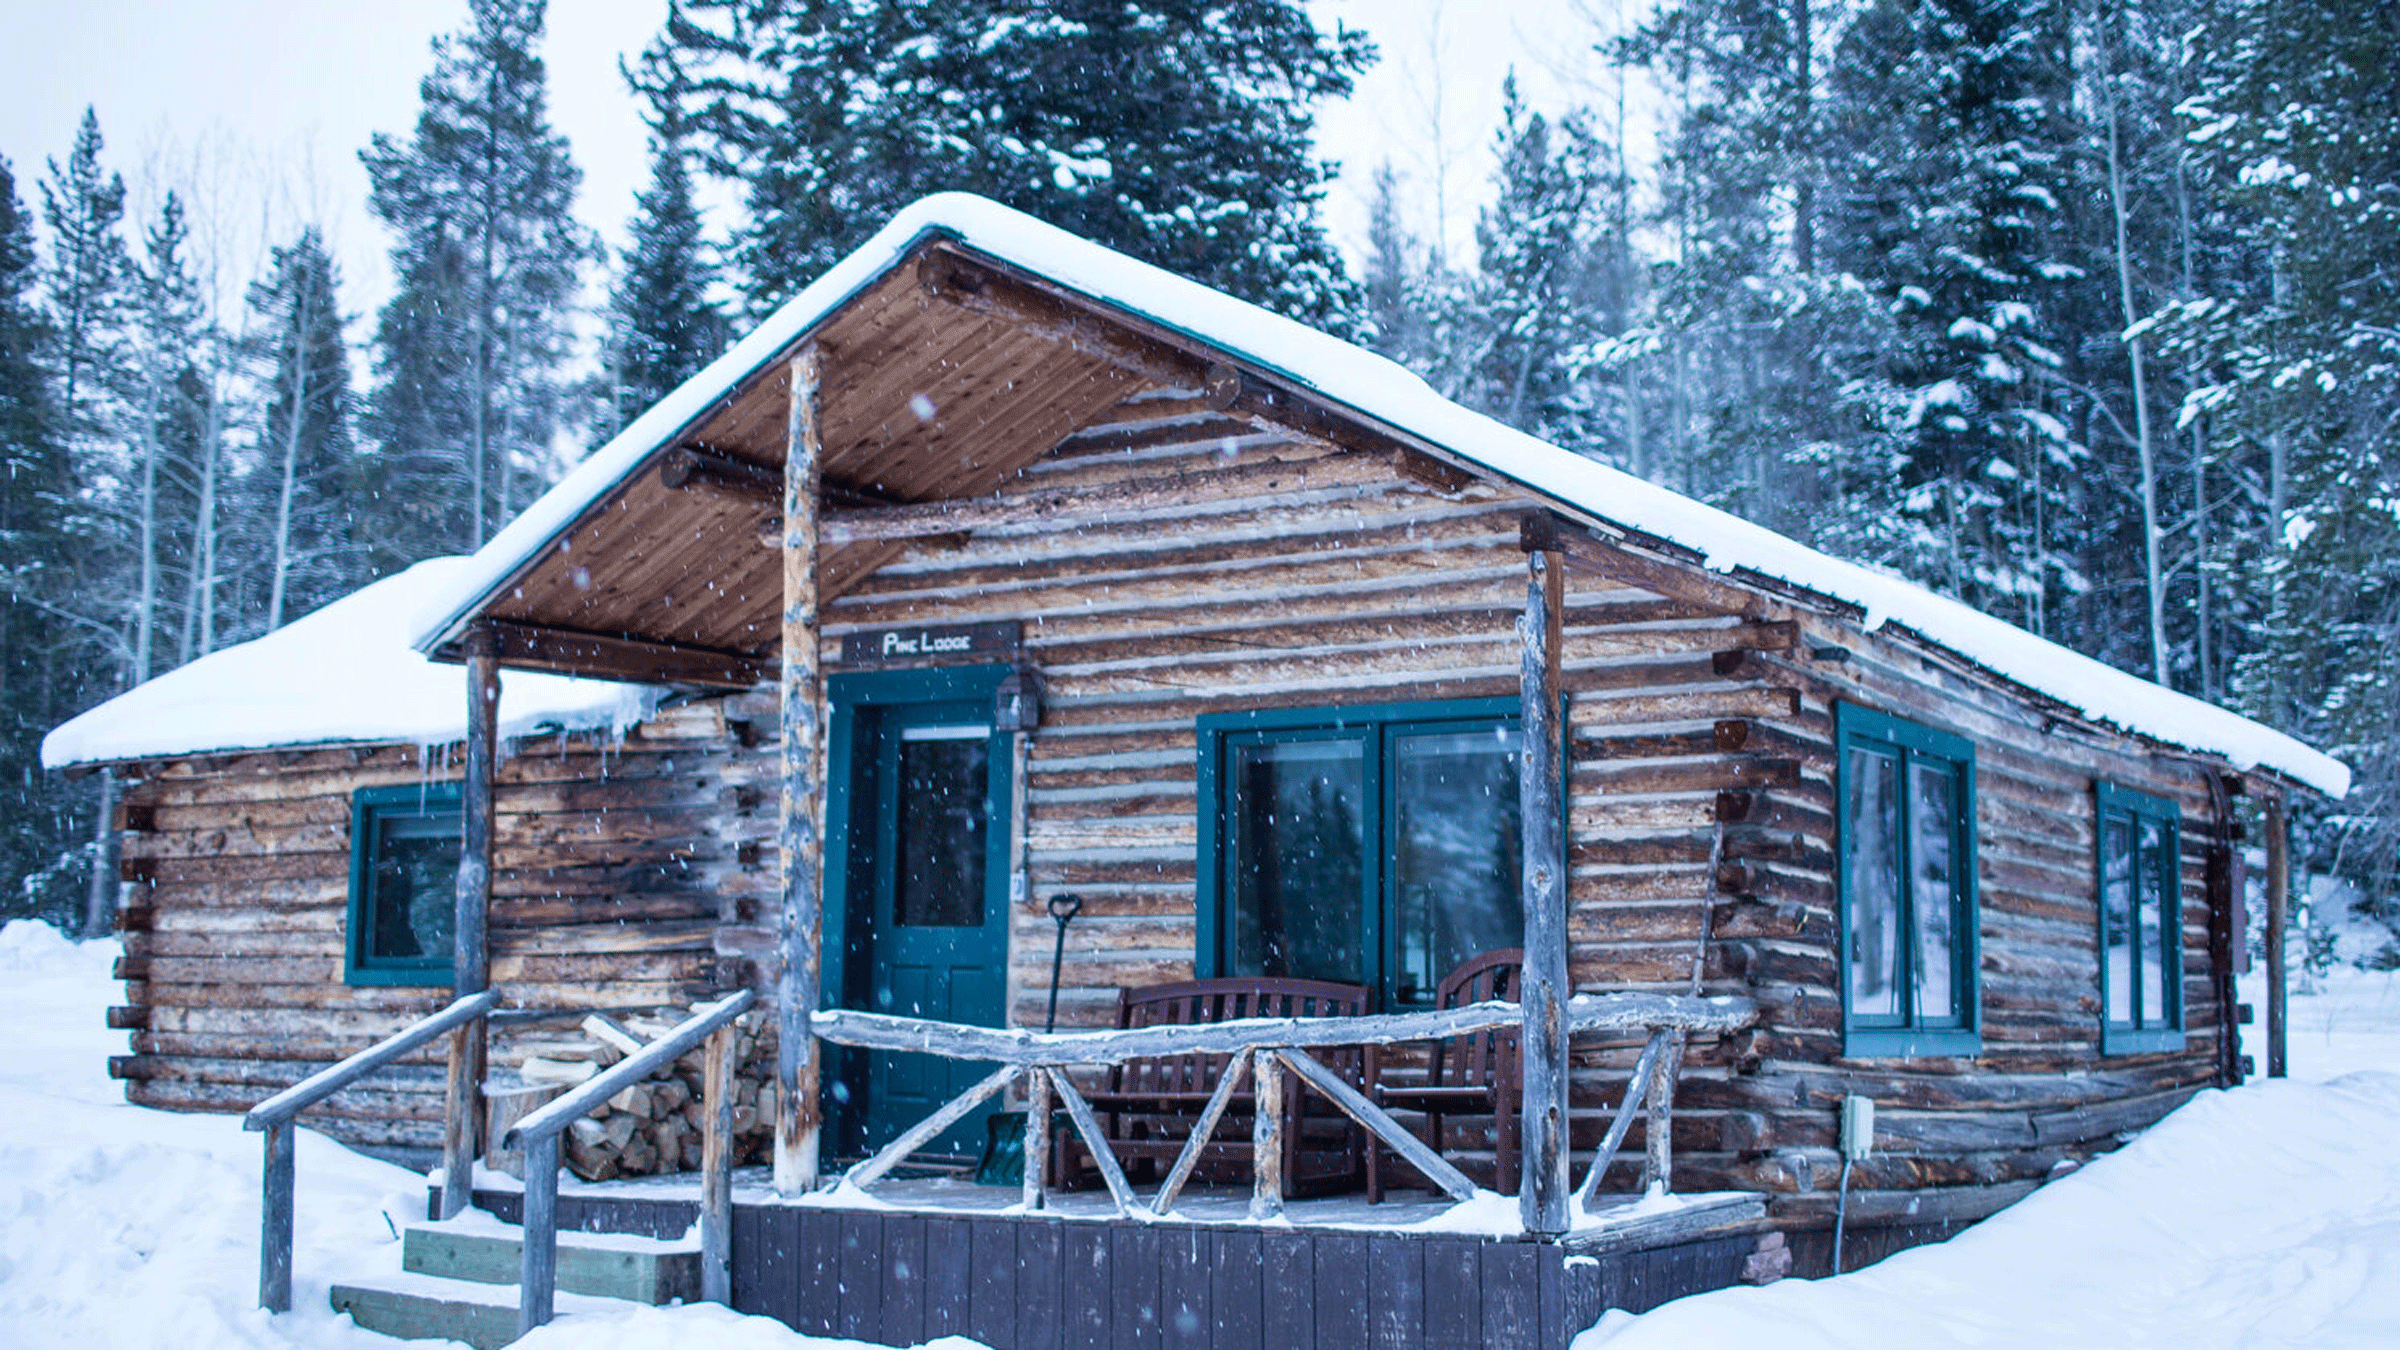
[453,1170,1774,1350]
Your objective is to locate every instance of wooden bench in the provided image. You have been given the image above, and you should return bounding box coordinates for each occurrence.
[1058,976,1373,1198]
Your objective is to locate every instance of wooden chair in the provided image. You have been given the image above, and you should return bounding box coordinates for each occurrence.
[1061,976,1374,1198]
[1368,948,1523,1200]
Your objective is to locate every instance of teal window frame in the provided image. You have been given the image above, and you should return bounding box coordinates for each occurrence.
[1835,703,1981,1057]
[1195,696,1523,1009]
[344,782,462,988]
[2094,781,2185,1055]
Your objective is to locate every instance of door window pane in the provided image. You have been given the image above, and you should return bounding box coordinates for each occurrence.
[894,726,990,928]
[2101,819,2134,1024]
[1230,737,1366,982]
[1910,762,1958,1027]
[1845,745,1903,1021]
[1393,727,1523,1005]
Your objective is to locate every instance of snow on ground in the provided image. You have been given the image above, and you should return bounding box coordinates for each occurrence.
[0,919,972,1350]
[1580,965,2400,1350]
[10,912,2398,1349]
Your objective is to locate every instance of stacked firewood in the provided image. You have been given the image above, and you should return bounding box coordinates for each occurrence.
[493,1006,780,1182]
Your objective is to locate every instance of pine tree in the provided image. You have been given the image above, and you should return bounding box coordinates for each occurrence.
[648,0,1373,323]
[37,109,128,451]
[1461,82,1619,452]
[0,156,62,584]
[121,191,211,684]
[1820,0,2082,627]
[0,154,86,928]
[1359,164,1426,366]
[598,39,727,438]
[247,228,361,630]
[1605,0,1900,538]
[363,0,592,564]
[2171,0,2400,919]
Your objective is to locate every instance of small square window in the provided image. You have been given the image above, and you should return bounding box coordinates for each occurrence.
[346,784,462,987]
[2096,782,2184,1055]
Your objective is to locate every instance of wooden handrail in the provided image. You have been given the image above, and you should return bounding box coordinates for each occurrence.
[502,989,757,1338]
[246,991,502,1129]
[811,991,1755,1065]
[819,993,1757,1223]
[244,990,502,1313]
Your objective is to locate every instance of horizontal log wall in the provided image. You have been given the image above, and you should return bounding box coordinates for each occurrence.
[1567,537,2244,1223]
[814,405,1764,1045]
[99,386,2250,1224]
[110,701,757,1155]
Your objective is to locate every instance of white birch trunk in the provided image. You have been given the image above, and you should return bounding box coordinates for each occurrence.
[266,283,314,633]
[2106,92,2168,685]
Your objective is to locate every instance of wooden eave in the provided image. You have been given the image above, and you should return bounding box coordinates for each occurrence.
[426,237,1495,686]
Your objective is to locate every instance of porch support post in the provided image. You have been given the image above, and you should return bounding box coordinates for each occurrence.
[441,625,499,1219]
[775,345,828,1193]
[1516,514,1571,1237]
[2265,790,2290,1079]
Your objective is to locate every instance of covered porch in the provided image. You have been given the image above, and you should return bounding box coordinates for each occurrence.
[312,221,1783,1343]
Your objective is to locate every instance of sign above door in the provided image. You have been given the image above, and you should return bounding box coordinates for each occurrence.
[838,621,1023,666]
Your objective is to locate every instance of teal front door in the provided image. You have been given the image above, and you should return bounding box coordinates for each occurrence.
[833,675,1012,1159]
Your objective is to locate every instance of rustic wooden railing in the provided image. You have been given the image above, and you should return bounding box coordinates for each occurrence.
[811,990,1755,1222]
[501,989,757,1337]
[244,989,502,1312]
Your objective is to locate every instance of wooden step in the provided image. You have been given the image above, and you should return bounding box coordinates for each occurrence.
[401,1215,701,1305]
[329,1273,632,1350]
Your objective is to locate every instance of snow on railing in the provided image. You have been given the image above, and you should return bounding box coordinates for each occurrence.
[809,990,1755,1223]
[502,989,756,1337]
[243,989,502,1313]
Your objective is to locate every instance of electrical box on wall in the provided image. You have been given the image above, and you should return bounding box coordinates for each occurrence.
[1840,1095,1876,1161]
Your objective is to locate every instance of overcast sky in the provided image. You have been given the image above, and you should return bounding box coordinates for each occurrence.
[0,0,1629,321]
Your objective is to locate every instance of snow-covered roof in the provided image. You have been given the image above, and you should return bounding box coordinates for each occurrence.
[41,558,659,770]
[397,192,2345,798]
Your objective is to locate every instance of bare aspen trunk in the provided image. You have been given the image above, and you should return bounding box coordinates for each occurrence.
[2106,99,2168,685]
[132,376,163,683]
[193,370,225,655]
[83,770,116,938]
[268,312,309,634]
[266,284,315,633]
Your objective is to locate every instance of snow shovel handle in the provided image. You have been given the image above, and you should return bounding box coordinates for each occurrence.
[1044,892,1083,1033]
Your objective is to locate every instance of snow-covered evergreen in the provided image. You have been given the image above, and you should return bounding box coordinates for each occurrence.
[645,0,1373,324]
[361,0,592,563]
[597,37,728,441]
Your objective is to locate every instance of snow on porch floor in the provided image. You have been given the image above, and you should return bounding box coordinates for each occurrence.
[474,1162,1763,1240]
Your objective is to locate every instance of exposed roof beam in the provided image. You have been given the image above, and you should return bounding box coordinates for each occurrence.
[816,452,1408,546]
[658,445,780,504]
[482,619,767,690]
[917,246,1490,494]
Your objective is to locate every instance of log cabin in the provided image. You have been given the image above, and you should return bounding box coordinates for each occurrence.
[46,193,2347,1347]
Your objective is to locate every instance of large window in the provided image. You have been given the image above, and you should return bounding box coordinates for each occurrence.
[2096,782,2184,1054]
[345,784,462,986]
[1837,704,1979,1056]
[1197,699,1523,1008]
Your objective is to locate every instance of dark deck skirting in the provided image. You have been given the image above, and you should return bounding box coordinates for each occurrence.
[459,1184,1759,1350]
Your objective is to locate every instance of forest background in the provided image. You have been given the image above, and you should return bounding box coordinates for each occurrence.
[1,0,2392,967]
